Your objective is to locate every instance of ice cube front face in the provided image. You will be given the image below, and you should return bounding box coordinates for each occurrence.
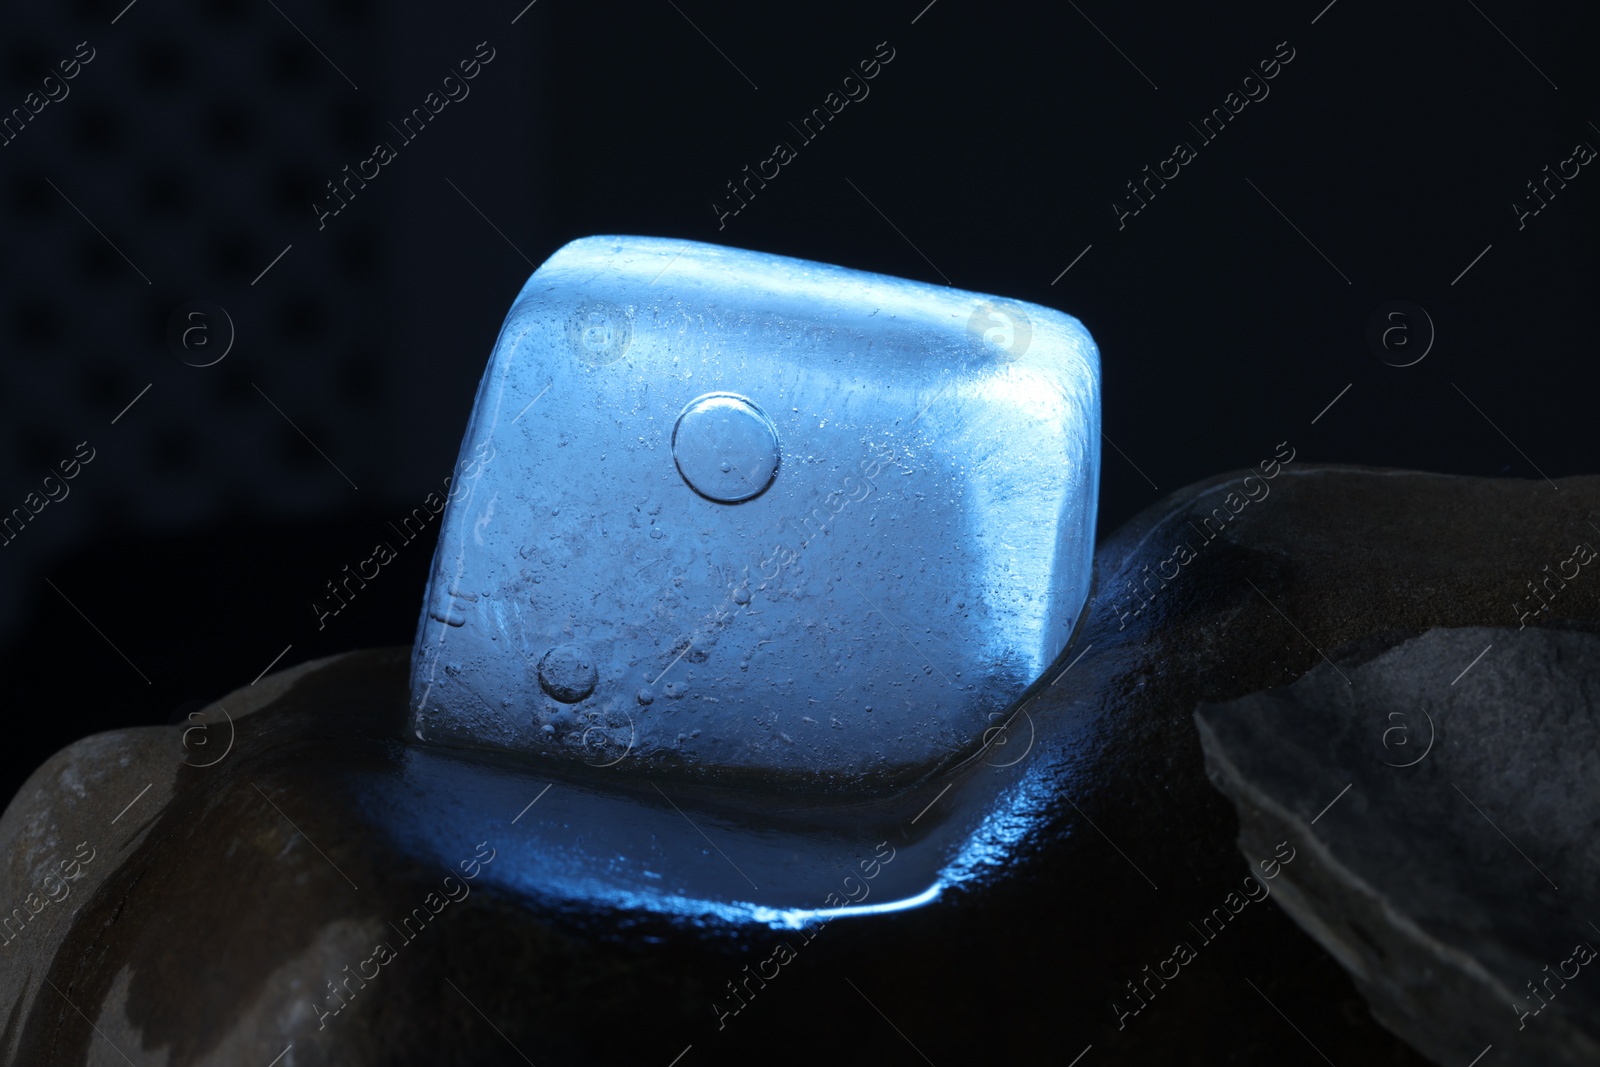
[410,236,1100,792]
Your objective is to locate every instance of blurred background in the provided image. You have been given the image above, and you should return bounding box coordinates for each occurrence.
[1,0,1595,801]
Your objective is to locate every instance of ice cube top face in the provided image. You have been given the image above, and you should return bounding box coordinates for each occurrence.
[410,236,1100,793]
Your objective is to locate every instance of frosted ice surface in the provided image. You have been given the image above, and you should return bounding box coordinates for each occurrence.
[410,236,1100,791]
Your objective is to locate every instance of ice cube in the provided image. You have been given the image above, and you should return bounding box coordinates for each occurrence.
[410,235,1100,792]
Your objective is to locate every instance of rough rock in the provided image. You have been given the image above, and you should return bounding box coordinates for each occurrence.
[1197,625,1600,1067]
[3,465,1598,1066]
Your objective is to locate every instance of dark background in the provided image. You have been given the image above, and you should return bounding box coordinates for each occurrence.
[2,0,1594,814]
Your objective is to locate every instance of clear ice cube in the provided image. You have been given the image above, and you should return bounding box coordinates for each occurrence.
[410,236,1101,791]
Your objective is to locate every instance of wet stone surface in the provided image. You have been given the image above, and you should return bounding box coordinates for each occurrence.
[1197,625,1600,1067]
[3,466,1598,1065]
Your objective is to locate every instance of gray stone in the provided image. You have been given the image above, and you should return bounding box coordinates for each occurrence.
[4,465,1598,1065]
[1197,625,1600,1067]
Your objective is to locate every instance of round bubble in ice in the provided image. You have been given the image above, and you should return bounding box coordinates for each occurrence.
[671,393,780,504]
